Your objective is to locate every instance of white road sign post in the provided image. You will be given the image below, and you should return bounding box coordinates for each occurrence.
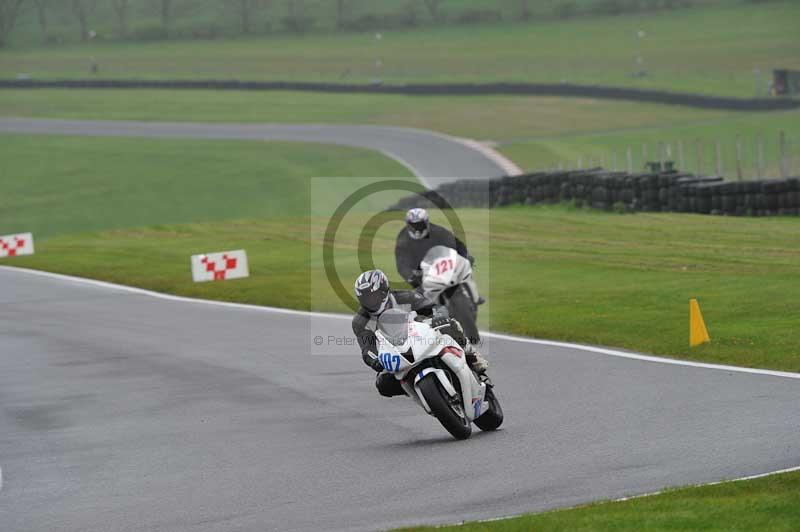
[190,249,249,283]
[0,233,34,258]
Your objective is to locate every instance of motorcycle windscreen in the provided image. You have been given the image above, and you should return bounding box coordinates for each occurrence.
[421,246,459,287]
[377,308,410,347]
[420,245,452,266]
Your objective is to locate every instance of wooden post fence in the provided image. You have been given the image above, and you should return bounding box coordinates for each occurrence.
[735,134,743,181]
[756,133,764,179]
[695,139,702,174]
[779,130,787,178]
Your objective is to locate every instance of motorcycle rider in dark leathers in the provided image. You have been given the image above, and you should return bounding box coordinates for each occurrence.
[352,269,488,397]
[395,207,473,288]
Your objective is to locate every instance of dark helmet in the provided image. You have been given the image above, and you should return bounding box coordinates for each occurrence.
[354,269,391,313]
[405,208,430,240]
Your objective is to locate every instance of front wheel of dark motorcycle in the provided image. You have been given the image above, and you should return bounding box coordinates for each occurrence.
[474,386,504,431]
[418,375,472,440]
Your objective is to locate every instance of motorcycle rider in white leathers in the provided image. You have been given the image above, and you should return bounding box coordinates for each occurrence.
[352,270,489,397]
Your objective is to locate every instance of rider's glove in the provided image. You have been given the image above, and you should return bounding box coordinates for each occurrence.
[432,305,449,321]
[430,316,450,330]
[408,269,422,287]
[362,349,384,372]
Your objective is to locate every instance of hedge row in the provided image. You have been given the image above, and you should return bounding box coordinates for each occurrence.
[2,79,798,111]
[390,170,800,217]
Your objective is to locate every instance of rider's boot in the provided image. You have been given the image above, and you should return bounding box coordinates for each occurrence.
[464,342,489,373]
[436,316,489,373]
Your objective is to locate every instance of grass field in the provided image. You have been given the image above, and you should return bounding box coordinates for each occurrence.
[500,108,800,177]
[3,2,799,97]
[2,89,797,178]
[399,470,800,532]
[0,134,411,237]
[4,204,799,372]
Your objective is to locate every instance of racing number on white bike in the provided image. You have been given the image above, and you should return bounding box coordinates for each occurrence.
[435,258,454,276]
[380,352,401,372]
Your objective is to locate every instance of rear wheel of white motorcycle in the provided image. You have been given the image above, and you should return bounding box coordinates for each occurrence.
[418,375,472,440]
[474,385,504,431]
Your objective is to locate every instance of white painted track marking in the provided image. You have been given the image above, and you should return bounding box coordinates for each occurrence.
[451,137,523,176]
[2,265,799,381]
[377,149,431,188]
[483,331,800,380]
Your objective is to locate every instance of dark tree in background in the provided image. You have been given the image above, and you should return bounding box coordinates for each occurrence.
[422,0,444,23]
[518,0,531,20]
[31,0,48,42]
[285,0,311,33]
[235,0,272,34]
[111,0,129,38]
[0,0,26,47]
[239,0,252,34]
[287,0,304,18]
[71,0,97,42]
[335,0,349,30]
[160,0,172,32]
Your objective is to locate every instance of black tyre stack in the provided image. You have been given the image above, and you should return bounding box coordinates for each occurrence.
[389,169,800,218]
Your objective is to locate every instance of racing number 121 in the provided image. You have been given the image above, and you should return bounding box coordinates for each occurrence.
[435,259,454,275]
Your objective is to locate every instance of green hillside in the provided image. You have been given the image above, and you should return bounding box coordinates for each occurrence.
[3,2,798,97]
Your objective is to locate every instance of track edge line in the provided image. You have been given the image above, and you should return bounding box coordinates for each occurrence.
[2,265,798,380]
[458,464,800,528]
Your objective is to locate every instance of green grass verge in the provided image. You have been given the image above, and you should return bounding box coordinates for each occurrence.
[4,206,799,372]
[398,470,800,532]
[3,2,799,97]
[0,134,412,237]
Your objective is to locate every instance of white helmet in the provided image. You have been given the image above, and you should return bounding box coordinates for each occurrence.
[405,208,430,240]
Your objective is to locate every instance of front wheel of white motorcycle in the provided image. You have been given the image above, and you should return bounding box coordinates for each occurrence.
[418,375,472,440]
[474,385,504,431]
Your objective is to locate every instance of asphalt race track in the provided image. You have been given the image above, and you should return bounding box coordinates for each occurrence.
[0,118,515,188]
[0,268,798,532]
[0,118,798,531]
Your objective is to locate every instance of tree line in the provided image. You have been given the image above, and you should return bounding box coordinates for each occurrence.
[0,0,702,47]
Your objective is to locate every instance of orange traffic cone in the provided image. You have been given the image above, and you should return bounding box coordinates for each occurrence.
[690,299,710,347]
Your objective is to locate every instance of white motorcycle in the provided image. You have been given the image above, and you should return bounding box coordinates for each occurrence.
[376,308,503,440]
[419,245,482,346]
